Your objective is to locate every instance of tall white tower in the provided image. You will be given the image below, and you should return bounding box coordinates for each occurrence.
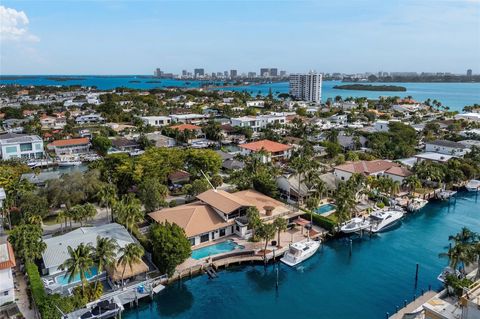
[289,72,322,103]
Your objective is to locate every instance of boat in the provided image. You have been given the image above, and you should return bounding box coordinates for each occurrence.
[407,198,429,212]
[368,209,404,233]
[340,217,371,234]
[58,160,82,167]
[437,190,457,200]
[437,267,462,283]
[280,239,321,267]
[465,179,480,192]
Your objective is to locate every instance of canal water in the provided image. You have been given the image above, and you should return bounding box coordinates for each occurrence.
[124,192,479,319]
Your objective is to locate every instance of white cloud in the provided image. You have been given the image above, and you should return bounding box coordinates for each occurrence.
[0,5,39,42]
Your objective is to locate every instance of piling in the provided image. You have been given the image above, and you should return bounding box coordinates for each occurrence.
[349,239,353,256]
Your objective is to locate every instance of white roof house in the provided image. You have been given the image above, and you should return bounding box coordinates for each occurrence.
[41,223,136,275]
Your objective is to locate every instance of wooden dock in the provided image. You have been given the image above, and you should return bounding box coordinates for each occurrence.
[388,290,436,319]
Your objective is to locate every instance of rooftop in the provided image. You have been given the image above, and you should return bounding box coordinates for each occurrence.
[426,139,468,149]
[170,124,201,131]
[0,133,42,144]
[334,160,399,175]
[48,137,90,147]
[239,139,292,153]
[196,189,252,215]
[0,242,16,270]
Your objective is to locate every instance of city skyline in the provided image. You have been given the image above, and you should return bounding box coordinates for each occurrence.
[1,0,479,75]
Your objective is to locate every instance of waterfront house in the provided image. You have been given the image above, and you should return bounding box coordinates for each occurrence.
[170,123,204,140]
[425,140,470,157]
[47,137,90,156]
[215,150,245,171]
[334,160,412,183]
[149,189,302,246]
[139,116,171,127]
[110,137,139,153]
[230,114,286,132]
[144,132,176,148]
[75,114,106,125]
[246,100,265,108]
[0,240,16,306]
[239,139,292,163]
[0,133,45,160]
[169,113,208,124]
[40,115,66,130]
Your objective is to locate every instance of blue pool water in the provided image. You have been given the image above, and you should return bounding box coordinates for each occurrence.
[191,240,244,260]
[124,192,479,319]
[1,76,479,111]
[55,266,99,285]
[315,203,336,215]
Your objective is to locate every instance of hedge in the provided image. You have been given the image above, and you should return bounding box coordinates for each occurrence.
[25,261,46,302]
[302,212,336,231]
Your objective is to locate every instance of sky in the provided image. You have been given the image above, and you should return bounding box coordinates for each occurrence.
[0,0,479,75]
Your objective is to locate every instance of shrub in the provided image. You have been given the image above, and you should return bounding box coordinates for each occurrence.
[302,212,336,231]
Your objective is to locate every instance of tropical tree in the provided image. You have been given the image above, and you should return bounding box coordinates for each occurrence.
[8,223,46,262]
[98,183,117,222]
[117,243,144,287]
[246,207,262,241]
[273,217,288,248]
[114,194,144,234]
[93,236,118,289]
[403,175,421,194]
[256,223,276,263]
[139,177,168,213]
[59,243,94,294]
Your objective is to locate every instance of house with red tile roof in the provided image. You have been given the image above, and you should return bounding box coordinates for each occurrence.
[239,139,292,163]
[0,240,16,305]
[334,160,412,183]
[47,137,90,155]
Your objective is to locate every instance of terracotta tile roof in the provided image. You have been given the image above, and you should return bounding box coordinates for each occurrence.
[239,139,292,153]
[148,202,231,237]
[335,160,398,175]
[385,166,412,177]
[234,189,290,216]
[171,124,201,132]
[196,189,252,214]
[0,242,16,270]
[168,170,191,181]
[48,137,90,147]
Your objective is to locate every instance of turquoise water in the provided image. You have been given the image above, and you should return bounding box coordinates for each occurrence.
[315,203,336,215]
[191,240,244,260]
[124,192,479,319]
[55,266,98,285]
[1,76,479,111]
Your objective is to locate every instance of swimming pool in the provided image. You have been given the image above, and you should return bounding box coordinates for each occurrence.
[55,266,99,286]
[315,204,336,215]
[191,240,245,260]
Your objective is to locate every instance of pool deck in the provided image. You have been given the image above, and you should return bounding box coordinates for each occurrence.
[173,225,327,282]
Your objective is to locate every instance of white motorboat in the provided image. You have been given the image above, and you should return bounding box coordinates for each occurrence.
[466,180,480,192]
[437,190,457,200]
[340,217,371,234]
[368,209,404,233]
[407,198,429,212]
[437,267,462,283]
[280,239,321,267]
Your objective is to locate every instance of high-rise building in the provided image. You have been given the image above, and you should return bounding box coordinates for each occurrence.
[224,71,229,77]
[194,68,205,78]
[154,68,162,77]
[230,70,238,78]
[260,68,270,77]
[248,72,256,78]
[182,70,188,76]
[280,70,287,77]
[467,69,473,77]
[269,68,278,77]
[289,72,323,103]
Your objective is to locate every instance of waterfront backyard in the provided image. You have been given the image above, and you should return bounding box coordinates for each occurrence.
[124,191,480,319]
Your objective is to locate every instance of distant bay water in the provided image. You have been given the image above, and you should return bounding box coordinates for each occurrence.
[1,76,479,112]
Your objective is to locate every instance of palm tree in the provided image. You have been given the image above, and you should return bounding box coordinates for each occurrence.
[99,184,117,223]
[256,223,276,263]
[439,243,472,270]
[56,210,68,233]
[94,236,118,290]
[273,217,288,248]
[59,243,94,294]
[246,207,261,241]
[114,194,144,234]
[449,227,477,245]
[403,175,421,194]
[390,180,401,197]
[117,243,144,287]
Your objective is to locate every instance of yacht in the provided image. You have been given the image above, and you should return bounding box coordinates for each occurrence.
[58,159,82,167]
[407,198,429,212]
[280,239,321,267]
[437,190,457,200]
[437,267,462,283]
[466,179,480,192]
[340,217,371,234]
[368,209,404,233]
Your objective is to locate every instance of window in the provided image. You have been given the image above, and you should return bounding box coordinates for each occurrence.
[20,143,33,152]
[5,146,17,154]
[219,228,226,237]
[3,291,8,296]
[200,234,209,243]
[189,238,195,246]
[35,143,42,150]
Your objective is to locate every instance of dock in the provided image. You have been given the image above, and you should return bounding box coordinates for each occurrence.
[388,290,437,319]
